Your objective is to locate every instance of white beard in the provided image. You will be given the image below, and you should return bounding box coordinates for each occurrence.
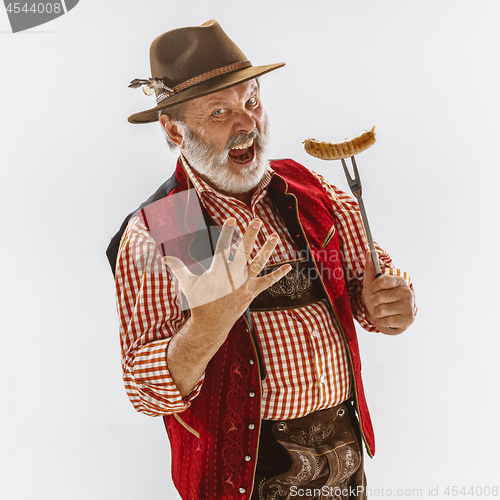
[181,117,270,195]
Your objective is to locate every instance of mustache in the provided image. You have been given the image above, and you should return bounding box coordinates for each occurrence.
[225,128,260,150]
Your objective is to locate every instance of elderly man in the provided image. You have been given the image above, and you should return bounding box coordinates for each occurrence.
[107,20,415,500]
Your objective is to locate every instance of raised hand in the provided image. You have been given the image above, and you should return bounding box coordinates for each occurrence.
[162,217,291,314]
[162,218,291,397]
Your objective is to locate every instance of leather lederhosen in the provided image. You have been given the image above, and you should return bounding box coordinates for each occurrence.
[252,400,366,500]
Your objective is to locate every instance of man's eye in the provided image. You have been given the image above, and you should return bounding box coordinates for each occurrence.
[246,97,258,107]
[213,109,226,116]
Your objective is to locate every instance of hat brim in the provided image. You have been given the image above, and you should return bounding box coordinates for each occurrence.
[127,62,285,124]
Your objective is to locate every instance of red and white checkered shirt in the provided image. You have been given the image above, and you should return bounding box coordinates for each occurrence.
[115,158,412,420]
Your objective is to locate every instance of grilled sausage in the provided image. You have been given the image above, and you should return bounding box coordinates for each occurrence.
[303,126,376,160]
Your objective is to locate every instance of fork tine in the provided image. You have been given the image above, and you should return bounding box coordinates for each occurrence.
[350,156,362,198]
[341,158,353,184]
[341,157,362,199]
[351,156,360,184]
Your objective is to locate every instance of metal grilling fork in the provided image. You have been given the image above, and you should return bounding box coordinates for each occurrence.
[341,156,381,277]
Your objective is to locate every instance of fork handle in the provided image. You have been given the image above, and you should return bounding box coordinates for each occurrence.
[357,197,382,276]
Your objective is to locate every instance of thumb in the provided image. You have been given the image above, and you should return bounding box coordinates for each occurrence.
[363,250,377,291]
[162,256,191,282]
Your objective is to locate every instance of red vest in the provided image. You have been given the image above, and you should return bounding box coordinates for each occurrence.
[137,158,375,500]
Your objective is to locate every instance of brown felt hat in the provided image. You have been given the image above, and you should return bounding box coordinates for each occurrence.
[127,19,285,124]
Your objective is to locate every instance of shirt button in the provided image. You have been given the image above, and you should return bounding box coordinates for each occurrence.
[245,455,252,461]
[249,392,256,398]
[239,487,247,494]
[320,375,326,384]
[249,359,255,365]
[248,423,255,430]
[311,329,320,338]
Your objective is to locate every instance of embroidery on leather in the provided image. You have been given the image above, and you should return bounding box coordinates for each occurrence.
[280,454,314,485]
[267,269,313,300]
[263,483,286,500]
[345,448,354,468]
[289,423,335,446]
[338,446,358,483]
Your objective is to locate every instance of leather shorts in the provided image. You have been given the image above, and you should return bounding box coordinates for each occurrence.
[252,400,367,500]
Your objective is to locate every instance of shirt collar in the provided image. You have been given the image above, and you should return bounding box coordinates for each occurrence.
[179,154,275,207]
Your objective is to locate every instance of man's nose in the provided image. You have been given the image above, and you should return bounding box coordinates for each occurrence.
[233,109,256,134]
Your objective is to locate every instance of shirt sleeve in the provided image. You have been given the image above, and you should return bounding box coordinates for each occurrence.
[311,171,416,333]
[115,216,204,416]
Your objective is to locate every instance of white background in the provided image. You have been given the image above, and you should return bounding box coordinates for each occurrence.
[1,1,499,499]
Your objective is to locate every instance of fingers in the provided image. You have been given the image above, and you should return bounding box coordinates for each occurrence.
[247,233,280,278]
[254,263,292,294]
[370,277,413,307]
[213,218,237,258]
[374,313,414,335]
[372,298,413,320]
[369,273,406,294]
[363,250,378,288]
[232,219,263,268]
[164,219,289,304]
[368,279,415,334]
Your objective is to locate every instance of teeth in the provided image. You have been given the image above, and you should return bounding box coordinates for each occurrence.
[231,139,254,150]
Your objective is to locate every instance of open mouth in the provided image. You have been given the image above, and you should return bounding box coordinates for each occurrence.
[228,139,255,164]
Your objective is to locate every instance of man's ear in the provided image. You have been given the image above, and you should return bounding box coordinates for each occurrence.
[160,114,184,147]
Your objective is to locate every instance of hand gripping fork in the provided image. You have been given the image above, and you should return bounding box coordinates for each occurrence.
[340,156,382,278]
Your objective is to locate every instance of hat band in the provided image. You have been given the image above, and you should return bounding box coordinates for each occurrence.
[156,60,252,104]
